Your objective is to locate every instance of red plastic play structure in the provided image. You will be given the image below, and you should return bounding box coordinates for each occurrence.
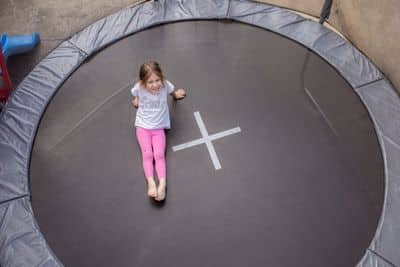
[0,32,40,102]
[0,46,12,102]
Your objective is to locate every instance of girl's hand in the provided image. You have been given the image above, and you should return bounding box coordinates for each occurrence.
[173,88,186,100]
[132,97,139,108]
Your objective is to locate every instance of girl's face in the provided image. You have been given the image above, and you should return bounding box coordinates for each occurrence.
[144,73,163,94]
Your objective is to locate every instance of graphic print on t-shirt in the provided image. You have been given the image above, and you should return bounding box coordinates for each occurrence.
[139,95,166,111]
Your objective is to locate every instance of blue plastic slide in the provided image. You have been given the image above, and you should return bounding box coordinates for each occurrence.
[0,32,40,61]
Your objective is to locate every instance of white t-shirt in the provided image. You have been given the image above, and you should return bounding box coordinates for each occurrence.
[131,80,175,129]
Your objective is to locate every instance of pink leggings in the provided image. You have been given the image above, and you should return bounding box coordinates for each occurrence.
[136,127,166,180]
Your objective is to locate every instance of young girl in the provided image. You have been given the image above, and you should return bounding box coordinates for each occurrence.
[131,61,186,201]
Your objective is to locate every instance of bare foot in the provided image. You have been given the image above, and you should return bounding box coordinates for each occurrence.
[155,179,166,201]
[147,178,157,198]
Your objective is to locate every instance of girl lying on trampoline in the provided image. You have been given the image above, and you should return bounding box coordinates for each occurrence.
[131,61,186,201]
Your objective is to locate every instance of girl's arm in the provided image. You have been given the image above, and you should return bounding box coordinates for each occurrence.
[132,96,139,108]
[170,88,186,100]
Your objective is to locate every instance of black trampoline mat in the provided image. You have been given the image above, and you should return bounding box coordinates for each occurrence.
[30,21,384,267]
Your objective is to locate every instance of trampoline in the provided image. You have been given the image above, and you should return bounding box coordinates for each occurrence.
[0,1,399,267]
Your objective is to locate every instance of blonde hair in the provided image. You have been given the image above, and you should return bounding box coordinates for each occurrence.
[139,61,165,86]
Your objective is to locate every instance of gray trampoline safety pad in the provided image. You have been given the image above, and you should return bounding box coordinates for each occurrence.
[0,197,62,267]
[358,250,394,267]
[0,0,398,266]
[229,0,383,88]
[0,42,86,204]
[356,78,400,266]
[69,0,230,55]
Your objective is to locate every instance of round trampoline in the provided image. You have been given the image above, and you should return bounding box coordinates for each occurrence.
[30,20,384,267]
[0,1,399,267]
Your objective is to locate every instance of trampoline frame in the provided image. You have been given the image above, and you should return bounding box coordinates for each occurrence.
[0,1,399,266]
